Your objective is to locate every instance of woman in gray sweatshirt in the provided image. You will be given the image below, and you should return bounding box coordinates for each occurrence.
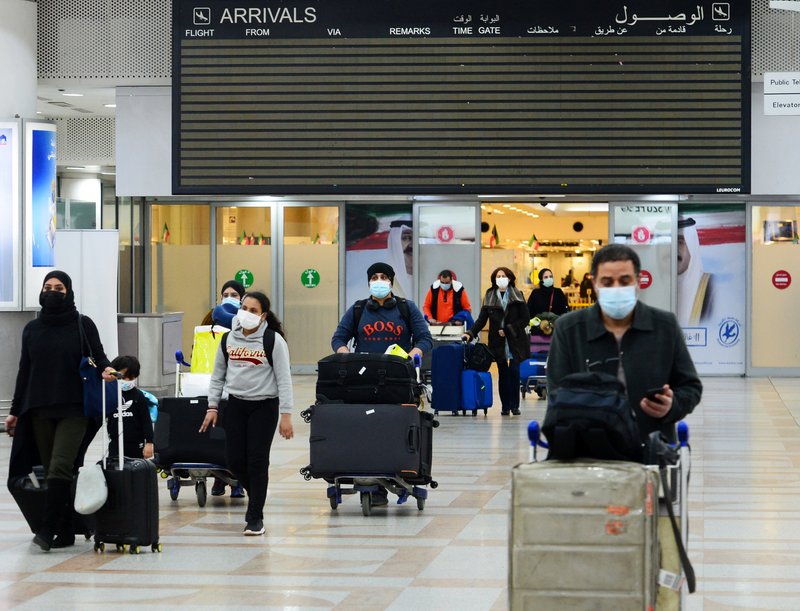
[200,291,294,536]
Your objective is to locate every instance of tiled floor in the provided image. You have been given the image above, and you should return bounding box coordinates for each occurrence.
[1,375,798,609]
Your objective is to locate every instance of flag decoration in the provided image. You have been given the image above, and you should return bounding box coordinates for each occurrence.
[238,230,247,245]
[489,224,499,248]
[528,233,540,250]
[312,232,320,244]
[258,233,268,245]
[162,223,170,243]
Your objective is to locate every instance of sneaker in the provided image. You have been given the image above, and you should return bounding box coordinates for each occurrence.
[501,410,510,416]
[210,480,226,496]
[511,408,521,416]
[230,484,245,498]
[243,519,265,536]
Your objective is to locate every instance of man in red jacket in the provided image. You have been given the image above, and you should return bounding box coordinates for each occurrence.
[422,270,472,324]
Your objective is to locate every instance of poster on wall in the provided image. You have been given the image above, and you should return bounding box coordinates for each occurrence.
[677,204,746,375]
[23,122,57,309]
[0,120,21,310]
[345,204,413,307]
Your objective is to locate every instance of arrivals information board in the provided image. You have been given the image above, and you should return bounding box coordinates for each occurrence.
[172,0,750,195]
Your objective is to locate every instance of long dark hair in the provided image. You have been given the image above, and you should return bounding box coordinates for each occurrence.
[242,291,285,338]
[490,266,516,288]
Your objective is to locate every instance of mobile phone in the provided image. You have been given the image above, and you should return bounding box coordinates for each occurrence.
[645,386,664,401]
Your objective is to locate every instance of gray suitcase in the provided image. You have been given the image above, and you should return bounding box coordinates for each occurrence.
[510,460,660,611]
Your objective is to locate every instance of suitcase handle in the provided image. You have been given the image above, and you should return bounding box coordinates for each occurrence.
[407,425,420,453]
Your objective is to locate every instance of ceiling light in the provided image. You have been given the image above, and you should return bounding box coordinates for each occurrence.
[65,166,85,170]
[104,103,116,108]
[502,204,511,208]
[62,93,84,97]
[35,111,42,115]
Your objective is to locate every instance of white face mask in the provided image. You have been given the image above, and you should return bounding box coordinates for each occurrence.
[120,380,136,392]
[496,277,509,289]
[597,286,637,320]
[236,309,263,330]
[542,277,554,288]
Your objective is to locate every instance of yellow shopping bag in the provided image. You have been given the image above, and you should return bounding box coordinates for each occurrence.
[190,325,228,373]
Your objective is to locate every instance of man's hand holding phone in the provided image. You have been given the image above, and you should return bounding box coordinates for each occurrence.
[640,384,672,419]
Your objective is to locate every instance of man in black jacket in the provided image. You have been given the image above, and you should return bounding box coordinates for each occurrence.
[546,244,702,442]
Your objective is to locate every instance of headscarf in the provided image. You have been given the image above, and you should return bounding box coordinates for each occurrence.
[38,270,78,325]
[676,218,705,326]
[386,222,412,298]
[220,279,245,298]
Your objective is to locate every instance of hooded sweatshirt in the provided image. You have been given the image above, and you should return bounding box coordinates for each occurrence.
[208,317,293,414]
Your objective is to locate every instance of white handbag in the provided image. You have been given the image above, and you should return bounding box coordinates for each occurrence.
[74,463,108,515]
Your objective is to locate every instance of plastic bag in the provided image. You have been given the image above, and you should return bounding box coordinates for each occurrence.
[190,324,229,373]
[74,463,108,515]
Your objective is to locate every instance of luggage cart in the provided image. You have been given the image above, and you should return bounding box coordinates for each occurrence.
[155,351,240,507]
[521,333,551,399]
[525,420,693,608]
[314,474,439,517]
[421,323,465,385]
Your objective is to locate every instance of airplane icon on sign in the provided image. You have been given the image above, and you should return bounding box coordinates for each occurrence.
[193,7,211,25]
[711,3,730,21]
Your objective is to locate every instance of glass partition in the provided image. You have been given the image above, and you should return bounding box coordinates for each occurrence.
[752,205,800,368]
[215,206,272,298]
[150,204,211,353]
[282,206,339,366]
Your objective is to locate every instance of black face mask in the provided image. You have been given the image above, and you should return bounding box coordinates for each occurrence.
[39,290,67,310]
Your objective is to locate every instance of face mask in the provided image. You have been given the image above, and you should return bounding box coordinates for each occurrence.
[542,278,554,288]
[496,277,509,290]
[597,286,637,320]
[221,296,240,308]
[39,290,66,309]
[369,280,392,299]
[120,380,136,392]
[236,309,263,330]
[439,282,452,291]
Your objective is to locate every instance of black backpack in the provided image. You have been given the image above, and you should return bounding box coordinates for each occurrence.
[542,372,643,462]
[221,329,276,367]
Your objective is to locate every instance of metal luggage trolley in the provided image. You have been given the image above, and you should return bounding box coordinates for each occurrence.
[521,333,552,400]
[155,350,239,507]
[526,420,693,609]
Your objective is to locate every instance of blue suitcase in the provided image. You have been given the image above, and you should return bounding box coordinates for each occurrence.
[431,343,465,416]
[520,358,547,400]
[461,370,493,416]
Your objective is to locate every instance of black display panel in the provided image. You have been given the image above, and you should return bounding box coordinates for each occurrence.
[172,0,750,195]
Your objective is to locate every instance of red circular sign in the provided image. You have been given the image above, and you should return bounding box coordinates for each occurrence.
[632,226,651,244]
[639,269,653,289]
[772,270,792,290]
[436,225,454,243]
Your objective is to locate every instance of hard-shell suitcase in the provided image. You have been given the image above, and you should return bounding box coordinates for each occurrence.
[430,343,464,415]
[510,460,660,611]
[8,467,94,538]
[460,369,493,414]
[154,397,228,469]
[306,403,434,484]
[93,379,160,553]
[316,353,419,404]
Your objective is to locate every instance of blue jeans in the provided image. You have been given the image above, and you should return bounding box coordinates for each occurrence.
[496,358,521,411]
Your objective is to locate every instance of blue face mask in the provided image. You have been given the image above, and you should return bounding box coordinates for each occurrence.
[597,286,637,320]
[439,282,452,291]
[369,280,392,299]
[221,296,240,308]
[120,380,136,392]
[542,278,554,288]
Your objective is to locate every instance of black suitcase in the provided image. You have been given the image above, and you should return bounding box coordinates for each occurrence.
[154,397,228,468]
[93,457,160,552]
[306,403,434,484]
[316,353,420,404]
[8,466,94,538]
[94,379,160,553]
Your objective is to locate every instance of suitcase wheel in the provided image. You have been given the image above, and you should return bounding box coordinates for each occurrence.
[329,495,338,510]
[151,543,163,553]
[116,544,126,553]
[483,409,488,416]
[416,497,425,510]
[129,545,141,555]
[430,480,439,489]
[360,492,371,517]
[472,410,477,417]
[168,478,180,501]
[94,542,105,553]
[196,480,207,507]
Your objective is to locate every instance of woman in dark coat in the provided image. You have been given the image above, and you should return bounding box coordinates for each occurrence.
[5,271,115,551]
[464,267,529,416]
[527,268,569,319]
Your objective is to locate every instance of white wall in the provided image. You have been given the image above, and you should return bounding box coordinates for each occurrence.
[116,86,172,196]
[751,81,800,194]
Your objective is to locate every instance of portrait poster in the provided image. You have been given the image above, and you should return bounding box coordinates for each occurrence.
[0,121,21,309]
[677,204,746,375]
[345,203,413,307]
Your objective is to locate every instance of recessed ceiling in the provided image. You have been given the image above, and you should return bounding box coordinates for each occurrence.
[37,84,116,118]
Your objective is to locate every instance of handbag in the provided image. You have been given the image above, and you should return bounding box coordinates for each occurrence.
[464,341,494,372]
[78,316,118,418]
[74,463,108,515]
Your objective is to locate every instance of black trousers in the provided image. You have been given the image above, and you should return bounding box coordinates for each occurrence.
[224,395,280,522]
[496,358,521,411]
